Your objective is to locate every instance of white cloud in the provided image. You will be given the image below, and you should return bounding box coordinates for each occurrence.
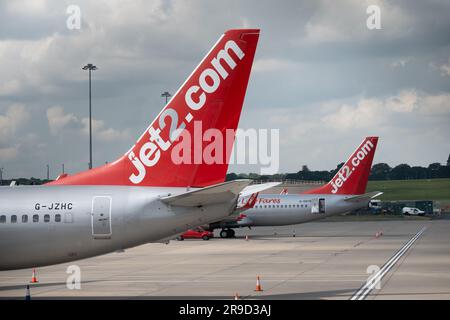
[6,0,49,15]
[81,118,131,142]
[385,90,417,113]
[419,94,450,115]
[322,98,383,129]
[47,106,78,134]
[253,58,294,73]
[391,58,411,69]
[0,79,21,96]
[304,20,349,44]
[0,147,19,161]
[440,56,450,76]
[322,90,449,130]
[46,105,130,142]
[237,89,450,172]
[0,103,30,161]
[0,103,30,143]
[302,0,414,44]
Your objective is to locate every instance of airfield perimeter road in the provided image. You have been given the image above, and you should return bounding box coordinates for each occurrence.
[1,219,449,300]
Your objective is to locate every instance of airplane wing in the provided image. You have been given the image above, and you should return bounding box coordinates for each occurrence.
[240,182,281,197]
[160,180,252,207]
[343,191,383,203]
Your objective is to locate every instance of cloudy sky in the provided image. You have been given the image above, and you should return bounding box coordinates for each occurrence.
[0,0,449,179]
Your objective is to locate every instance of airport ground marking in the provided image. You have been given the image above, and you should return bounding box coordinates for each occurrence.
[350,226,427,300]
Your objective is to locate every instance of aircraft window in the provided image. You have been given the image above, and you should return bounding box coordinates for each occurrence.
[22,215,28,223]
[288,205,291,208]
[44,214,50,223]
[264,205,267,208]
[55,214,61,222]
[64,213,74,223]
[0,215,5,223]
[33,214,39,223]
[11,215,17,223]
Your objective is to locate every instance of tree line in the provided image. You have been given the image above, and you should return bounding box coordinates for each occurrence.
[2,155,450,185]
[227,154,450,182]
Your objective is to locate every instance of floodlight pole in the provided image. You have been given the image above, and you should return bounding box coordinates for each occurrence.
[82,63,97,169]
[161,91,172,105]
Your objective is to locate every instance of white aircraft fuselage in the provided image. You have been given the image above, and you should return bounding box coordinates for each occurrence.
[211,193,370,235]
[238,194,365,226]
[0,185,236,270]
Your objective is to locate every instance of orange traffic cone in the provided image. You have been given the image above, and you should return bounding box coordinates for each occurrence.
[254,275,263,292]
[30,268,39,283]
[234,292,240,300]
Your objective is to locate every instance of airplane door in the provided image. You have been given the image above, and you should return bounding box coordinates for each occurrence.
[91,196,112,238]
[319,198,326,214]
[311,198,326,214]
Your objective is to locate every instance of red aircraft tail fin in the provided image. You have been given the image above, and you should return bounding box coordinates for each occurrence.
[49,29,260,187]
[303,137,379,195]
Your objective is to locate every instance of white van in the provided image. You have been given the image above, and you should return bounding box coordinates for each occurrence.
[369,199,381,208]
[402,207,425,216]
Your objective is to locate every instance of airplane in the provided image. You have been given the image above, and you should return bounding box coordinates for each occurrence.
[208,137,382,238]
[0,28,265,271]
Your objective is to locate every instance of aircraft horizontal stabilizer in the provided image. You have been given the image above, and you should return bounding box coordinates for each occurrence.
[343,191,383,203]
[160,180,252,207]
[240,182,281,197]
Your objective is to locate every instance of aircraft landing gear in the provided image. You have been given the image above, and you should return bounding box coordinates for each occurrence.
[219,228,235,238]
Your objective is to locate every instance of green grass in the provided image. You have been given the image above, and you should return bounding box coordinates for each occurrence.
[322,214,432,222]
[366,178,450,201]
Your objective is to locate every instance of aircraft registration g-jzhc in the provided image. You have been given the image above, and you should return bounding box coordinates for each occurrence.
[0,29,265,271]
